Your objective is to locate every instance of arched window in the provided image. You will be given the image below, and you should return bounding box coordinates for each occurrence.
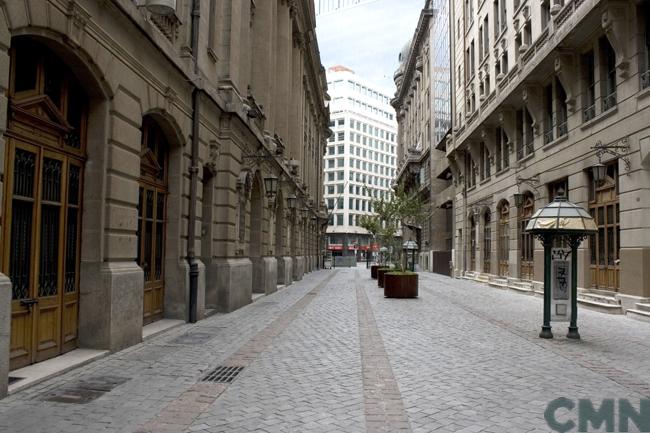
[137,117,169,324]
[519,193,535,280]
[5,38,88,369]
[483,209,491,274]
[498,201,510,277]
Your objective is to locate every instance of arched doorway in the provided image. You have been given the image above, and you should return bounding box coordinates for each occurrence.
[498,200,510,277]
[483,209,491,274]
[469,213,477,272]
[137,117,169,324]
[519,193,535,280]
[589,163,620,290]
[4,38,88,369]
[250,175,264,293]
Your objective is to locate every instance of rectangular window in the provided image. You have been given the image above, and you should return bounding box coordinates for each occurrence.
[543,83,554,144]
[582,50,596,121]
[327,185,334,195]
[336,214,343,226]
[600,37,617,111]
[328,159,334,168]
[337,158,344,167]
[337,184,344,194]
[556,78,568,138]
[642,6,650,89]
[337,132,344,141]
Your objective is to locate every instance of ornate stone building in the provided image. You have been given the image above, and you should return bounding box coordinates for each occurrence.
[448,0,650,316]
[0,0,329,397]
[392,0,453,275]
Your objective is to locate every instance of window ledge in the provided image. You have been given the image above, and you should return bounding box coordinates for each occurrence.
[494,167,510,178]
[516,152,535,166]
[636,85,650,100]
[580,106,618,130]
[479,177,492,186]
[542,133,568,151]
[467,185,477,192]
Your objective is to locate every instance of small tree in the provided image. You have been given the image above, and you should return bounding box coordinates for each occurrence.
[358,185,427,269]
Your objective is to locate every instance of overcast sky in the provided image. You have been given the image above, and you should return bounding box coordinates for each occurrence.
[315,0,425,95]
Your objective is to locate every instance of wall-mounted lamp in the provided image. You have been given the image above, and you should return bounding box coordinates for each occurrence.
[287,194,297,210]
[591,139,630,183]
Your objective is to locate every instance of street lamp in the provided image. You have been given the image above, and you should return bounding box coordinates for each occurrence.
[402,240,418,272]
[591,161,607,184]
[525,189,596,339]
[301,207,310,219]
[513,192,525,208]
[287,194,297,210]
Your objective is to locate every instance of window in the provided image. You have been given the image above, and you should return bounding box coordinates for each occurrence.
[524,109,534,156]
[337,171,344,180]
[483,16,489,59]
[582,50,596,121]
[328,159,334,168]
[642,6,650,89]
[494,127,508,172]
[484,210,491,273]
[337,118,344,126]
[519,194,535,280]
[337,184,344,194]
[327,198,334,209]
[349,214,353,226]
[498,201,510,277]
[541,0,551,29]
[336,214,343,226]
[556,78,568,138]
[337,158,344,167]
[337,132,344,141]
[600,37,617,111]
[328,172,334,181]
[328,146,334,155]
[466,154,476,188]
[479,142,491,180]
[543,83,554,144]
[327,185,335,194]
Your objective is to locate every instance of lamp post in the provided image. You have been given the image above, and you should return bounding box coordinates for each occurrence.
[525,190,596,339]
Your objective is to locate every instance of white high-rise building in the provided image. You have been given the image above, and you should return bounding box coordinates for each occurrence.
[324,66,398,258]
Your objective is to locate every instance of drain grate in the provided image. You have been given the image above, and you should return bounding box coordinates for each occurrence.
[40,375,130,404]
[201,366,244,383]
[8,376,23,385]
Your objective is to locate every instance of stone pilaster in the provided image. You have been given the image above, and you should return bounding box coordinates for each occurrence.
[0,274,10,398]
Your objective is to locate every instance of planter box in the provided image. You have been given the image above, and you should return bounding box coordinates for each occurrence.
[376,268,391,288]
[384,273,418,298]
[370,265,381,279]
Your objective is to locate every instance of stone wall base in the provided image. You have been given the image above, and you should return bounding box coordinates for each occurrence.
[252,256,278,294]
[79,261,144,352]
[164,259,206,321]
[0,273,10,398]
[293,256,305,281]
[211,258,252,313]
[277,256,293,285]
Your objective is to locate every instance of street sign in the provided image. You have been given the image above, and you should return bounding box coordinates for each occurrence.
[551,248,572,323]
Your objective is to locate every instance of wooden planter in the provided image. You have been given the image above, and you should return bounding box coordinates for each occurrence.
[370,265,381,279]
[376,268,391,288]
[384,273,418,298]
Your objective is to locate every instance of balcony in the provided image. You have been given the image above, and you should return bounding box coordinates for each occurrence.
[602,92,617,112]
[583,104,596,122]
[543,124,554,145]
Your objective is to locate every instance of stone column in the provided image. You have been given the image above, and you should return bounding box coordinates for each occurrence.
[251,0,275,131]
[274,1,291,142]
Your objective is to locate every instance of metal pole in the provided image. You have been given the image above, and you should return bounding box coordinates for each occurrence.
[187,0,201,324]
[567,237,580,339]
[540,235,553,339]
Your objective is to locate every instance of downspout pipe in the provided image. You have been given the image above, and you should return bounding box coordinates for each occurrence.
[187,0,201,323]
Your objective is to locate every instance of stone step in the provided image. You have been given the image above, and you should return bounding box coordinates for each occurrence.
[634,302,650,313]
[626,308,650,323]
[476,273,490,283]
[578,292,621,306]
[577,298,623,315]
[488,278,508,288]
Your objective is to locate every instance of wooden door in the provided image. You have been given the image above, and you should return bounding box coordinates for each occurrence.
[498,202,510,276]
[469,216,476,272]
[589,164,620,290]
[137,118,168,325]
[483,210,491,274]
[519,194,535,280]
[5,140,82,369]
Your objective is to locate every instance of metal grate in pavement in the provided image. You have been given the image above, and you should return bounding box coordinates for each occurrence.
[201,366,244,383]
[40,376,130,404]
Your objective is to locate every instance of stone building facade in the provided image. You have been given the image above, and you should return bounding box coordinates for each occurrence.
[0,0,329,397]
[448,0,650,315]
[392,0,453,275]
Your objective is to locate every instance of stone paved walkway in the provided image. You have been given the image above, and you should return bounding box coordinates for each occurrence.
[1,267,650,432]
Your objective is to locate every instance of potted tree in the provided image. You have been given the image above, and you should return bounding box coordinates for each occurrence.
[359,186,426,297]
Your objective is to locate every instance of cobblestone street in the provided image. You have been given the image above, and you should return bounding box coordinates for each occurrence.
[2,267,650,433]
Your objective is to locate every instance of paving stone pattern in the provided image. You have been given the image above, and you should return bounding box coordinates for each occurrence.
[1,267,650,432]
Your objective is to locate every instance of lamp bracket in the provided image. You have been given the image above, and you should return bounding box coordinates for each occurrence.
[515,175,540,196]
[591,138,631,174]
